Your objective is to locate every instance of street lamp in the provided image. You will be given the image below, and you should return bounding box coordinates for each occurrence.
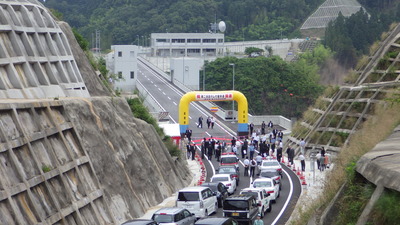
[202,53,206,91]
[229,63,235,121]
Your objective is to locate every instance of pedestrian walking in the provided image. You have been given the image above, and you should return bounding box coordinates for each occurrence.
[289,146,295,164]
[249,122,254,135]
[185,128,192,142]
[300,138,306,155]
[211,117,215,129]
[206,116,211,129]
[319,153,325,171]
[243,157,250,176]
[298,154,305,171]
[216,141,222,162]
[250,158,257,177]
[254,214,264,225]
[197,116,203,128]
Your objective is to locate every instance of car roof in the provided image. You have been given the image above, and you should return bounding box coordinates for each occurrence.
[225,194,256,200]
[219,165,236,168]
[195,217,233,225]
[240,188,263,193]
[122,219,156,225]
[253,178,273,182]
[201,182,222,187]
[178,186,209,192]
[154,207,185,214]
[212,174,231,178]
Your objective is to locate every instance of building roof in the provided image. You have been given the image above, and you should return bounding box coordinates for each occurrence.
[300,0,363,30]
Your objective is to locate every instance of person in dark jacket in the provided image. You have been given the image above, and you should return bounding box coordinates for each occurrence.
[190,143,196,160]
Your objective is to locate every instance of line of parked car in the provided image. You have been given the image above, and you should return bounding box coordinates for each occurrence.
[122,157,284,225]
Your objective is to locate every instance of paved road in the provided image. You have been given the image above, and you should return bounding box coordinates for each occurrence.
[137,61,301,225]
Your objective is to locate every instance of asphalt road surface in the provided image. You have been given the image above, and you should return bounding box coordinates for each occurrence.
[137,59,302,225]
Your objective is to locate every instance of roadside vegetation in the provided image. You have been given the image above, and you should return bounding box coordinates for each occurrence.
[291,93,400,225]
[127,97,181,158]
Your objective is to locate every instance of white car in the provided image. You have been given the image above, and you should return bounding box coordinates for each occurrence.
[210,174,237,194]
[176,187,218,218]
[252,178,280,202]
[259,159,283,177]
[239,188,272,218]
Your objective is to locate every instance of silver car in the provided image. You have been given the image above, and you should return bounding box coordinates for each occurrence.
[152,207,196,225]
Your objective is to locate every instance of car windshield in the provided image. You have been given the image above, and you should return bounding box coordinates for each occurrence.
[262,161,279,167]
[203,185,218,192]
[240,192,258,199]
[224,200,249,210]
[153,214,173,223]
[211,177,229,182]
[260,171,278,178]
[221,157,237,164]
[177,192,199,201]
[218,167,236,174]
[253,181,272,188]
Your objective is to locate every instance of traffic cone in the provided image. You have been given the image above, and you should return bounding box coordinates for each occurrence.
[297,169,301,176]
[281,156,285,163]
[292,164,296,171]
[301,178,307,186]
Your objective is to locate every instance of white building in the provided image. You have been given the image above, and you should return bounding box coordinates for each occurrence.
[170,57,202,90]
[150,33,225,57]
[106,45,139,93]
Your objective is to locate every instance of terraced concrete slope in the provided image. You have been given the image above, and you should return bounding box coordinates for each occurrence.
[0,1,192,224]
[288,23,400,156]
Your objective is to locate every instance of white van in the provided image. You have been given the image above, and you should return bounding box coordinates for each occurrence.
[176,187,218,218]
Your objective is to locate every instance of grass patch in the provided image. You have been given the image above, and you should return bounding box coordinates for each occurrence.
[127,97,182,157]
[42,165,52,173]
[344,71,360,84]
[323,86,340,98]
[371,189,400,225]
[290,93,400,225]
[291,122,310,140]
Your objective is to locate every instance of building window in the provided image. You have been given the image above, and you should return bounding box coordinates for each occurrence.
[172,39,185,43]
[218,39,224,43]
[130,51,135,57]
[118,72,122,79]
[202,39,216,43]
[156,39,169,43]
[130,71,134,79]
[187,39,201,43]
[118,51,122,57]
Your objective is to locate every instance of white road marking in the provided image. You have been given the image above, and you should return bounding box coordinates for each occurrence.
[271,167,298,225]
[189,116,192,119]
[168,97,171,100]
[173,102,177,106]
[163,92,166,95]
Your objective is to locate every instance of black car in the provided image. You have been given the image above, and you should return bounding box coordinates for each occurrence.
[122,219,158,225]
[195,217,238,225]
[223,195,259,225]
[201,182,229,208]
[216,166,240,185]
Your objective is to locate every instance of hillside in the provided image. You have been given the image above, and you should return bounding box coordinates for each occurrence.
[43,0,324,49]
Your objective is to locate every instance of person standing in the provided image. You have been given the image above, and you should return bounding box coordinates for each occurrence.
[320,152,326,171]
[211,117,215,129]
[300,138,306,155]
[207,140,213,160]
[249,122,254,135]
[243,157,250,176]
[249,143,255,159]
[185,128,192,142]
[211,137,216,155]
[289,146,295,164]
[206,116,211,129]
[254,214,264,225]
[197,116,203,128]
[231,137,236,148]
[268,120,273,129]
[201,138,206,159]
[241,139,248,158]
[215,141,222,162]
[277,147,282,163]
[316,151,321,170]
[261,121,266,135]
[250,158,257,177]
[190,143,196,161]
[298,153,305,171]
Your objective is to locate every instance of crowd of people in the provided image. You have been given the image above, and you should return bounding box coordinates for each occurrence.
[182,119,331,174]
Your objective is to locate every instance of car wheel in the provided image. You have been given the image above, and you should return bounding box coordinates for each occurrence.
[279,185,282,191]
[267,202,272,212]
[277,190,280,198]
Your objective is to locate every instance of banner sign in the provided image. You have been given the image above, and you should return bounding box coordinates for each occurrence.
[196,93,233,101]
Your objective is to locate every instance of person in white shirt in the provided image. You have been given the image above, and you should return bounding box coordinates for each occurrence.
[243,157,250,176]
[298,154,306,171]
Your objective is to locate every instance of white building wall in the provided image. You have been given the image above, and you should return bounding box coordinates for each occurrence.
[108,45,139,93]
[170,58,202,90]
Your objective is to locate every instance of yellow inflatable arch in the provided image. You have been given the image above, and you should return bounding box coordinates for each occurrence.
[179,91,248,136]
